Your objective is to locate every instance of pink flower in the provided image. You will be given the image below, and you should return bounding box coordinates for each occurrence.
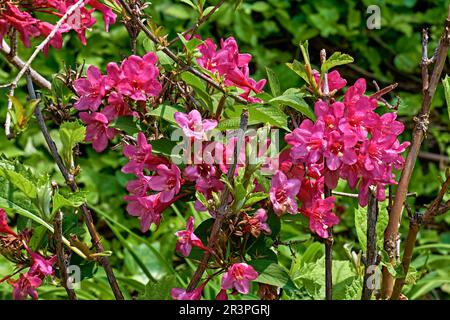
[174,110,217,140]
[243,209,272,237]
[175,216,209,257]
[73,66,106,112]
[313,70,347,92]
[122,132,153,174]
[8,273,42,300]
[117,53,162,100]
[171,282,207,300]
[103,92,133,120]
[124,194,162,232]
[26,248,57,278]
[0,208,16,236]
[148,164,182,203]
[221,263,258,294]
[216,289,228,300]
[88,0,117,32]
[269,171,301,215]
[79,111,117,152]
[126,174,152,196]
[285,120,325,164]
[196,36,266,103]
[301,197,339,239]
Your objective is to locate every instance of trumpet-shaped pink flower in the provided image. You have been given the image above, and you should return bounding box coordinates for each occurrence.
[148,164,182,203]
[122,133,168,174]
[124,194,162,232]
[174,110,217,140]
[196,36,266,102]
[313,70,347,92]
[301,197,339,239]
[26,248,57,278]
[221,263,258,294]
[171,281,208,300]
[88,0,117,32]
[216,289,228,300]
[73,66,106,112]
[79,111,117,152]
[175,216,209,257]
[117,53,162,100]
[9,273,42,300]
[269,171,301,215]
[0,208,16,236]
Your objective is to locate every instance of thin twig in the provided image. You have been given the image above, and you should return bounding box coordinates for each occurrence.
[54,210,77,300]
[186,109,249,292]
[26,75,124,300]
[382,9,450,299]
[391,172,450,299]
[4,0,86,138]
[117,0,249,105]
[331,191,417,199]
[361,188,379,300]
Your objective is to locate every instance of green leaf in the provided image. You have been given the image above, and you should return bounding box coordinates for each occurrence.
[442,75,450,119]
[286,60,309,83]
[244,192,268,207]
[269,94,315,120]
[180,71,207,94]
[249,259,298,291]
[59,121,86,169]
[299,41,310,66]
[7,96,39,132]
[266,67,280,97]
[321,52,354,73]
[51,190,87,215]
[147,104,185,124]
[354,201,389,253]
[143,275,177,300]
[250,105,289,130]
[110,116,140,135]
[0,169,37,199]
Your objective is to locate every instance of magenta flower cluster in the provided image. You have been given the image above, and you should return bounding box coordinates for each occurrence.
[73,53,162,152]
[194,36,266,103]
[268,74,410,238]
[1,209,56,300]
[0,0,116,55]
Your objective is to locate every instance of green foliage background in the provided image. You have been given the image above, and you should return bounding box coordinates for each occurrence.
[0,0,449,300]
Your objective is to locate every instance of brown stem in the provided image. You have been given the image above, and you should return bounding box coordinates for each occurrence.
[391,172,450,299]
[0,40,51,90]
[54,210,77,300]
[324,184,333,300]
[381,9,450,299]
[361,189,379,300]
[117,0,249,105]
[167,0,227,47]
[215,94,227,120]
[186,109,249,292]
[26,75,124,300]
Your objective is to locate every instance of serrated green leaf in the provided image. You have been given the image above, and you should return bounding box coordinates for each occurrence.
[147,104,185,124]
[266,67,280,97]
[249,259,298,291]
[110,116,139,135]
[321,52,354,73]
[250,105,289,130]
[286,60,309,83]
[244,192,268,207]
[59,121,86,169]
[270,94,315,120]
[52,190,87,215]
